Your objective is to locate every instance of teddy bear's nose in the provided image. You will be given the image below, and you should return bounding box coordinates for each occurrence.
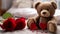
[43,12,46,14]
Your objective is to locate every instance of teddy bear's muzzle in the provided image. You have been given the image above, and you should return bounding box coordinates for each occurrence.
[41,10,50,17]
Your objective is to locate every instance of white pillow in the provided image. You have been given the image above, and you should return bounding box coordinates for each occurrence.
[7,8,38,19]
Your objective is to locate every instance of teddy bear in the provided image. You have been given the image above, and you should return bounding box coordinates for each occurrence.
[0,17,26,31]
[27,1,57,33]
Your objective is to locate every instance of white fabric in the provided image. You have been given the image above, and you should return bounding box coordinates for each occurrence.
[0,26,60,34]
[54,9,60,16]
[7,8,38,18]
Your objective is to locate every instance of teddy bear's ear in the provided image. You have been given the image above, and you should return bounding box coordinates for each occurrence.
[51,2,57,9]
[34,2,41,9]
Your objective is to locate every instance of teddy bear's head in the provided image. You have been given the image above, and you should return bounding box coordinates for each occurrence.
[34,2,57,17]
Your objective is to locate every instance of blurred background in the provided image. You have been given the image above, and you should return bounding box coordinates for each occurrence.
[0,0,60,16]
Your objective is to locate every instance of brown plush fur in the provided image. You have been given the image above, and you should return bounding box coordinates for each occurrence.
[27,2,57,33]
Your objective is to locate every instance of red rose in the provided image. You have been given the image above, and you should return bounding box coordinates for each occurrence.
[1,18,16,31]
[15,17,26,30]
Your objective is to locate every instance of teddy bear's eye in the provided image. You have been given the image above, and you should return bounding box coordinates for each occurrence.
[47,9,49,11]
[40,9,42,11]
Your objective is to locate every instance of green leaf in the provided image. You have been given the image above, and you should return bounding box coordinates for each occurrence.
[2,13,13,19]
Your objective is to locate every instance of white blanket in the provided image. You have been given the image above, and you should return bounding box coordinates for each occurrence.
[7,8,38,19]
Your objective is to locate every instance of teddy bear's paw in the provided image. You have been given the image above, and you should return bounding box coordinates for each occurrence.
[29,23,38,30]
[27,19,35,28]
[48,23,57,33]
[48,21,56,24]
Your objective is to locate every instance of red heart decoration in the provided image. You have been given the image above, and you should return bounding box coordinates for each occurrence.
[39,22,47,30]
[30,23,37,30]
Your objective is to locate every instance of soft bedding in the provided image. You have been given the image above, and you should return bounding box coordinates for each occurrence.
[7,8,38,19]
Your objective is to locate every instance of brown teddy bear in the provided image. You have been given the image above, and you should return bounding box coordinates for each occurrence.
[27,1,57,33]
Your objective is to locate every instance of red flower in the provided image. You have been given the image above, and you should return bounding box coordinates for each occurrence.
[1,18,16,31]
[15,17,26,30]
[30,23,37,30]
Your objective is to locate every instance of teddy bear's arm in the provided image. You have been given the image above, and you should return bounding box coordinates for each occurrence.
[27,17,36,28]
[47,17,57,33]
